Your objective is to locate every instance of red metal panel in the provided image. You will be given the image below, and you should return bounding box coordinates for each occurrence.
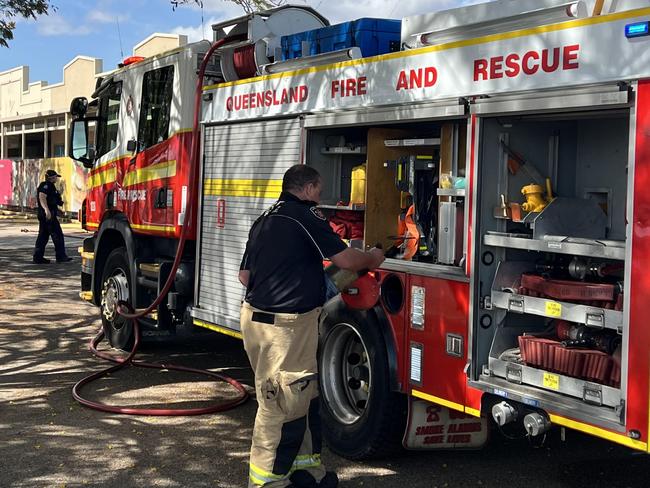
[627,80,650,442]
[85,131,196,239]
[407,275,469,407]
[123,133,174,230]
[86,161,120,229]
[465,384,482,414]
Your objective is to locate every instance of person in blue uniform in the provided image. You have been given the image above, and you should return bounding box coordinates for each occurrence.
[238,164,384,488]
[33,169,72,264]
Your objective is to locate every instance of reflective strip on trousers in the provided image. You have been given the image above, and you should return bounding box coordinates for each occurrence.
[293,454,321,470]
[249,455,322,485]
[249,463,286,486]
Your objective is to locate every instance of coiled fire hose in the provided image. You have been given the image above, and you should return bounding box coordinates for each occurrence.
[73,38,249,415]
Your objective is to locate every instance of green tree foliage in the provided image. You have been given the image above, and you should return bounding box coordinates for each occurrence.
[171,0,287,15]
[0,0,55,47]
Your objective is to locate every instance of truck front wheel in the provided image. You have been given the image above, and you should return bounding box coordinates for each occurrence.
[100,247,135,350]
[318,304,406,460]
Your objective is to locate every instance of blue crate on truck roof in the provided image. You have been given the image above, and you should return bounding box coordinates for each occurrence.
[281,18,401,61]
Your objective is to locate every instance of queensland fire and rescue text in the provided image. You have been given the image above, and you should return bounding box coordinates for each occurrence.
[331,66,438,98]
[474,44,580,81]
[396,66,438,90]
[331,76,367,98]
[226,85,308,111]
[223,47,583,114]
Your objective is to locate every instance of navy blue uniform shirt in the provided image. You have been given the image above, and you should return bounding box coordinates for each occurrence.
[240,191,347,313]
[37,180,63,216]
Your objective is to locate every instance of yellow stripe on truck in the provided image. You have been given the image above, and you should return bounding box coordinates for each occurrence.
[465,407,481,417]
[88,166,117,189]
[411,389,466,414]
[548,414,647,451]
[203,178,283,198]
[131,223,177,233]
[123,160,177,187]
[193,319,243,340]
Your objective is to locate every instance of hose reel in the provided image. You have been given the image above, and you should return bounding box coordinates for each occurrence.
[212,5,328,82]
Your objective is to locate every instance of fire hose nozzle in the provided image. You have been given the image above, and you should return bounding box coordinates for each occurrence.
[523,412,551,437]
[491,401,518,426]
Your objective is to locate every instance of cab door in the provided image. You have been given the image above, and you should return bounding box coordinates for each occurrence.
[126,63,177,235]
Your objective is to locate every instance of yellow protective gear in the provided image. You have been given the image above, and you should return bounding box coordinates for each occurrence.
[241,302,327,488]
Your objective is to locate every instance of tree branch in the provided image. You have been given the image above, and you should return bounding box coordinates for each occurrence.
[171,0,287,15]
[0,0,54,47]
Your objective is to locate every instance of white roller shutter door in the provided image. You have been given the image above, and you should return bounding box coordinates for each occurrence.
[193,117,303,330]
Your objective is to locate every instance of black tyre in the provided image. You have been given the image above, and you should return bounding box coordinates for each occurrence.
[100,247,135,350]
[318,301,407,460]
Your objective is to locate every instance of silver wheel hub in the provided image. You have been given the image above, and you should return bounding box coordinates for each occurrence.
[320,323,372,425]
[101,274,129,323]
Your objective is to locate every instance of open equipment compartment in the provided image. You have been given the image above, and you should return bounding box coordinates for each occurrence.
[472,96,631,429]
[305,118,467,265]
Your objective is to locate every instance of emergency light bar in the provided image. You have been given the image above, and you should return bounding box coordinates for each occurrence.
[417,1,586,47]
[260,47,362,75]
[625,21,650,38]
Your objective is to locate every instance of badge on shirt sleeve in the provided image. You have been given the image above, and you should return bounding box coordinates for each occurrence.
[43,184,48,190]
[310,206,327,221]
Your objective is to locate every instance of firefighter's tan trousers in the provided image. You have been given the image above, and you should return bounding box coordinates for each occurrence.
[241,302,327,487]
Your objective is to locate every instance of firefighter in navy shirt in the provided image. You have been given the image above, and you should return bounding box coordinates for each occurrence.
[238,165,384,488]
[33,169,72,264]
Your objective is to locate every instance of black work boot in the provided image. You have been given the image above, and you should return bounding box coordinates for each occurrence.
[318,472,339,488]
[33,257,50,264]
[288,470,318,488]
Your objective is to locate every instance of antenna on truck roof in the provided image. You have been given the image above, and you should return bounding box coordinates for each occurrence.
[116,17,124,59]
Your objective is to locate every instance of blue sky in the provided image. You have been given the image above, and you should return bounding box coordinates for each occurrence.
[1,0,477,84]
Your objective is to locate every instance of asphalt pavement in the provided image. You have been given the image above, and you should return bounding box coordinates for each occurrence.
[0,218,649,487]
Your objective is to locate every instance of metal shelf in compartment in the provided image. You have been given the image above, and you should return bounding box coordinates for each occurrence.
[384,137,441,147]
[487,357,622,408]
[490,260,624,332]
[437,188,465,197]
[484,233,625,261]
[318,203,365,211]
[320,146,366,155]
[491,290,623,332]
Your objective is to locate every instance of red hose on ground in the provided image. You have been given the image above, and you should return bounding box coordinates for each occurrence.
[72,318,248,415]
[73,39,249,415]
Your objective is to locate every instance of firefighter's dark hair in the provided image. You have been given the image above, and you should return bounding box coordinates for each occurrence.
[282,164,321,192]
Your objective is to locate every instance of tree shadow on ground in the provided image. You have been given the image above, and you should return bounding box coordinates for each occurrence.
[0,247,257,488]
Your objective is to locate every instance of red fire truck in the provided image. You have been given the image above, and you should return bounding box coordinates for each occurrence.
[69,0,650,459]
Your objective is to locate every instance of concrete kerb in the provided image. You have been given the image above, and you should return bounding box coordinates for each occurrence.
[0,208,79,225]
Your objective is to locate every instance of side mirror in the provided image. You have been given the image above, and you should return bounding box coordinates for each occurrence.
[69,119,94,168]
[70,97,88,118]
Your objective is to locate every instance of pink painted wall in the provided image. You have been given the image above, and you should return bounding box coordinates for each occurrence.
[0,159,12,206]
[0,158,87,212]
